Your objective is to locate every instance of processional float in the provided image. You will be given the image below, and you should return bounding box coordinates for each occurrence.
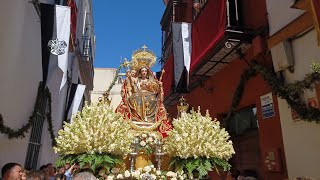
[102,46,188,172]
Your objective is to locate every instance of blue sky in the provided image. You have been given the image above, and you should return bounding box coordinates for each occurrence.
[93,0,165,72]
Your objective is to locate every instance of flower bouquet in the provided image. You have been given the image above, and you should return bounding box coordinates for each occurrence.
[101,165,187,180]
[131,132,160,155]
[164,108,235,179]
[54,101,133,172]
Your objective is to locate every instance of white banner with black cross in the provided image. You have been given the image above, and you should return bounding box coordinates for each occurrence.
[41,4,70,90]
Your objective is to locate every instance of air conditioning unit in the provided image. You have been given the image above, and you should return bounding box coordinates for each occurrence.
[271,40,294,72]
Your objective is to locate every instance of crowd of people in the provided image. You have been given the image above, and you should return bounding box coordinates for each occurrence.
[1,162,259,180]
[225,168,259,180]
[1,162,96,180]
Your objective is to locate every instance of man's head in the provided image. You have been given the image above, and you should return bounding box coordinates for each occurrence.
[26,170,45,180]
[39,165,48,177]
[73,172,96,180]
[58,166,65,174]
[1,163,22,180]
[46,163,55,177]
[64,163,70,170]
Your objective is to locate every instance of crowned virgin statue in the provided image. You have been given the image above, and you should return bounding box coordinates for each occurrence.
[116,46,172,137]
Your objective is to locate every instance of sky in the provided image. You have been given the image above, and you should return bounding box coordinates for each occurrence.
[93,0,166,72]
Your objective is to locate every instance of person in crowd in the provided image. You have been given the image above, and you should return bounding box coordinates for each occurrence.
[39,165,48,180]
[1,163,23,180]
[242,169,258,180]
[64,164,70,173]
[20,169,27,180]
[73,172,96,180]
[64,164,79,180]
[26,170,45,180]
[193,0,201,12]
[45,164,55,180]
[55,167,66,180]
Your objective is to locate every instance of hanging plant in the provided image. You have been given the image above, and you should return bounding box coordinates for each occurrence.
[0,82,56,145]
[224,61,320,124]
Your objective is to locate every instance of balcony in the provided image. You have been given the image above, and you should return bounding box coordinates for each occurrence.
[77,24,95,91]
[189,28,253,87]
[161,0,255,106]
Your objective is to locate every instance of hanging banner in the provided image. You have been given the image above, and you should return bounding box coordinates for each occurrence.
[41,4,71,90]
[68,84,86,122]
[172,22,192,92]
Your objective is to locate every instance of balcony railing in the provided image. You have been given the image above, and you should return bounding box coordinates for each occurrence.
[161,32,173,66]
[81,25,95,61]
[82,35,91,57]
[161,0,255,106]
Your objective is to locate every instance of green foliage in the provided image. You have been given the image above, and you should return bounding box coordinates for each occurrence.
[0,82,56,146]
[106,61,130,94]
[210,157,232,172]
[224,61,320,124]
[56,153,123,172]
[170,157,230,179]
[145,147,153,155]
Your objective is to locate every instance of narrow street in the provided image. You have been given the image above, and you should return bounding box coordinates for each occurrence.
[1,0,320,180]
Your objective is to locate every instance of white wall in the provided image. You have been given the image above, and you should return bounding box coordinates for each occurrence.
[274,30,320,179]
[0,0,42,168]
[91,69,122,110]
[38,75,69,167]
[266,0,304,36]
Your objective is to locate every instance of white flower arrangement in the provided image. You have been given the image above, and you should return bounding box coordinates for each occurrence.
[54,101,133,155]
[133,132,160,155]
[163,107,235,178]
[164,108,235,160]
[102,165,186,180]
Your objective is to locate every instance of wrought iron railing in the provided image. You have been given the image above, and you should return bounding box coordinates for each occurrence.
[82,25,95,61]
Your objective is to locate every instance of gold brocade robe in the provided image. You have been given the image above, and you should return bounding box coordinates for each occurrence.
[127,78,160,122]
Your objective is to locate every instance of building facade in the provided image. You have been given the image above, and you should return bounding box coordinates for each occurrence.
[266,0,320,179]
[91,68,123,110]
[160,0,305,179]
[160,0,320,179]
[0,0,95,170]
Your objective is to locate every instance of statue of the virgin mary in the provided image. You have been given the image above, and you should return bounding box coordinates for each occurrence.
[115,46,172,137]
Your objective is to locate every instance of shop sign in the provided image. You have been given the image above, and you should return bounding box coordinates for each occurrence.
[260,93,275,119]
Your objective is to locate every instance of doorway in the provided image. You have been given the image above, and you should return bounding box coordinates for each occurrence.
[224,107,263,179]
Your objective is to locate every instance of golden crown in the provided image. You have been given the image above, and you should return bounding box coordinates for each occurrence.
[177,96,189,113]
[131,45,156,71]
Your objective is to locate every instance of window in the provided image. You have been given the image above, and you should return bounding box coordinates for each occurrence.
[225,107,258,136]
